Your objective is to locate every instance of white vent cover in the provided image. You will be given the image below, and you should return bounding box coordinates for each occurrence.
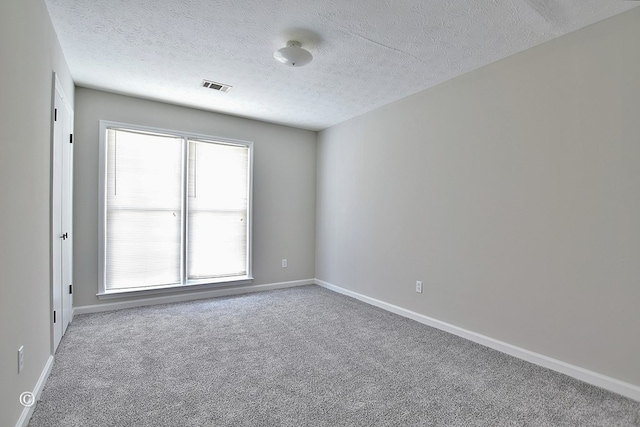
[201,80,232,92]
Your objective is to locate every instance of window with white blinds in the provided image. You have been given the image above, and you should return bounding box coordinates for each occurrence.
[98,122,252,295]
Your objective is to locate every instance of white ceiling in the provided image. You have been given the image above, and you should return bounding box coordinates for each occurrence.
[44,0,637,131]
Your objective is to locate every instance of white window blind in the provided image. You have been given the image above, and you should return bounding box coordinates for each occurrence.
[100,123,252,294]
[188,140,249,280]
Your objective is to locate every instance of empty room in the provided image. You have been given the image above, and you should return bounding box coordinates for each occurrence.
[1,0,640,425]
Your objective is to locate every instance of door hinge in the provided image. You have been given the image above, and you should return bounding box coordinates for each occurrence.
[53,310,57,323]
[69,284,73,294]
[69,134,73,144]
[54,108,57,121]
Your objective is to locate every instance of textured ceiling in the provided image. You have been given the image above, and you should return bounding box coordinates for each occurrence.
[44,0,638,131]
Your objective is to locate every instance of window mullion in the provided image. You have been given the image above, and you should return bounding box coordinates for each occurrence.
[181,136,188,286]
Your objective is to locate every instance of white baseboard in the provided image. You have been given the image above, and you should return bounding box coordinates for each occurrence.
[15,355,54,427]
[74,279,314,315]
[315,279,640,402]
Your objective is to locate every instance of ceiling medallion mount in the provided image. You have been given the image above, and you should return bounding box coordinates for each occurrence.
[273,41,313,67]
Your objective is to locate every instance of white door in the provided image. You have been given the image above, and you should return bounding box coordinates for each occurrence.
[52,84,63,350]
[61,88,73,333]
[52,75,74,351]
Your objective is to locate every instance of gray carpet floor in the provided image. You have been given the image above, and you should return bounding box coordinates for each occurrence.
[30,285,640,426]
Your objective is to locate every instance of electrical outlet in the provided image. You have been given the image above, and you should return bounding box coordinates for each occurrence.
[416,281,423,293]
[18,346,24,373]
[282,259,288,268]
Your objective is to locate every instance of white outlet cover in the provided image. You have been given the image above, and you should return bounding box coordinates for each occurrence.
[416,281,423,293]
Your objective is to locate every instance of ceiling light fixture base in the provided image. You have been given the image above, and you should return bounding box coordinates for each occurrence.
[274,40,313,67]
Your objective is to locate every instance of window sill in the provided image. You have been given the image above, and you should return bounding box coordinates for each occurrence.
[96,276,254,300]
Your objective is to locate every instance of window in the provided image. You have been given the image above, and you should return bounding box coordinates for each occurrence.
[98,121,252,296]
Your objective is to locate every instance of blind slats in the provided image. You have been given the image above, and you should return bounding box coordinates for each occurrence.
[188,140,249,279]
[104,128,250,291]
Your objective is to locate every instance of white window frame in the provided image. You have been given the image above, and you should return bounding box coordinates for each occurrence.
[97,120,253,298]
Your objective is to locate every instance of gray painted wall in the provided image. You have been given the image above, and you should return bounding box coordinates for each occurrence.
[0,0,75,425]
[73,88,317,308]
[316,9,640,387]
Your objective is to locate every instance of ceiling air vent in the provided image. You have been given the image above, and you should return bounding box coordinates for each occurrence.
[201,80,232,93]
